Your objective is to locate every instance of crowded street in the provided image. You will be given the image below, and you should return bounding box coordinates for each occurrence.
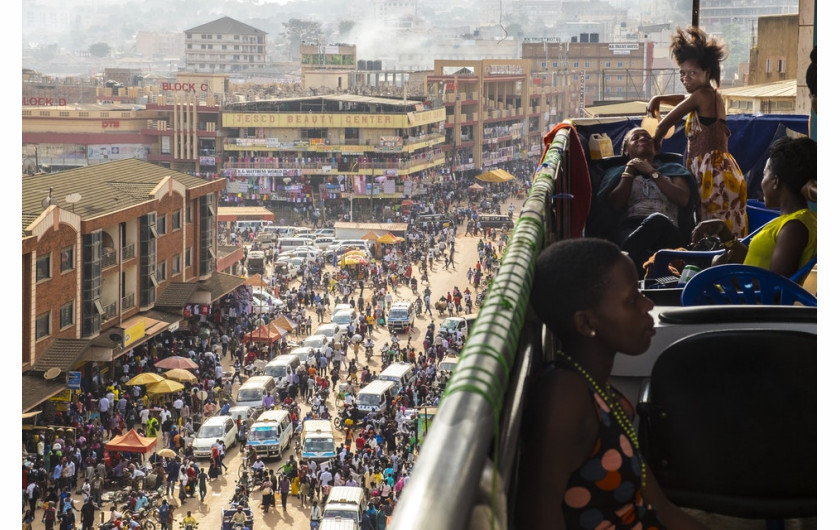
[22,176,530,530]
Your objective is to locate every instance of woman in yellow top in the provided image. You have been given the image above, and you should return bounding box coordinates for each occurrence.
[692,137,816,278]
[648,27,748,237]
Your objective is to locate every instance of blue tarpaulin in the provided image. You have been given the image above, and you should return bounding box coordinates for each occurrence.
[571,114,809,199]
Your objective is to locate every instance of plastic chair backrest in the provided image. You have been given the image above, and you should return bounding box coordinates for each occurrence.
[745,201,779,234]
[637,329,816,519]
[680,264,817,306]
[789,255,817,285]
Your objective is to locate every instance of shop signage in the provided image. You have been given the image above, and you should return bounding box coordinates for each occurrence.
[123,321,145,347]
[67,371,82,390]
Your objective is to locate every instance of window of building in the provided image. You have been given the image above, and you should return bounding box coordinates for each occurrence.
[185,248,192,267]
[186,206,192,223]
[552,61,558,67]
[605,61,611,68]
[222,45,227,50]
[36,254,51,281]
[234,35,240,40]
[585,74,591,80]
[573,74,579,81]
[172,210,182,230]
[157,214,167,235]
[605,74,611,81]
[60,302,74,329]
[35,312,50,340]
[617,75,624,81]
[616,87,624,94]
[584,61,590,68]
[187,33,192,39]
[156,261,166,282]
[217,34,222,39]
[172,254,181,275]
[573,61,579,68]
[60,246,74,272]
[778,59,786,73]
[617,61,624,68]
[79,112,88,117]
[187,44,192,49]
[766,58,773,73]
[541,61,546,67]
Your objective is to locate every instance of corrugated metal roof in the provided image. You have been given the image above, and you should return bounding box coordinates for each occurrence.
[22,159,222,233]
[583,100,675,118]
[720,79,797,98]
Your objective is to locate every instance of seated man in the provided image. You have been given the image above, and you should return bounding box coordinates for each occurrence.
[595,127,698,275]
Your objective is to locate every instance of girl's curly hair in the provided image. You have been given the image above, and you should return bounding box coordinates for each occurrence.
[671,26,727,86]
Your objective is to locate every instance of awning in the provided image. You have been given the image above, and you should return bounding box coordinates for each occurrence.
[31,338,92,374]
[198,272,246,302]
[218,206,275,222]
[22,375,68,413]
[101,310,182,360]
[155,282,200,309]
[105,429,157,453]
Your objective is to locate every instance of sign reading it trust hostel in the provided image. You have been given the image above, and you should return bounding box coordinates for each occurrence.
[223,108,446,129]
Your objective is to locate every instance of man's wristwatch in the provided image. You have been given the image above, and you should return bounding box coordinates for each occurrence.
[650,171,660,180]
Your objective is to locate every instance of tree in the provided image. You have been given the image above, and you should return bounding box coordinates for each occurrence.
[280,19,323,61]
[89,42,111,57]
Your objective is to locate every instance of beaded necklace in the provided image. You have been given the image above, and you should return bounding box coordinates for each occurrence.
[557,351,647,488]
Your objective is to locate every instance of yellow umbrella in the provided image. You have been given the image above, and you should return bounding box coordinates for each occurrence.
[361,231,381,241]
[344,249,368,257]
[244,273,270,287]
[163,368,198,383]
[146,379,185,395]
[157,448,177,458]
[340,254,369,266]
[476,169,515,183]
[377,233,404,244]
[125,372,165,386]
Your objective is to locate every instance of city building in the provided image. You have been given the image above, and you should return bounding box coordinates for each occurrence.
[721,79,797,115]
[300,44,357,74]
[521,38,660,118]
[22,159,232,412]
[22,73,229,176]
[136,31,185,60]
[219,94,447,220]
[184,16,269,74]
[748,14,798,85]
[422,58,561,174]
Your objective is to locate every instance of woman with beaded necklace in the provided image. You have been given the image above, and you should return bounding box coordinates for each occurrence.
[515,238,707,529]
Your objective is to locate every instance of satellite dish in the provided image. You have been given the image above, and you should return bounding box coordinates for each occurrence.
[44,367,61,380]
[197,390,208,401]
[109,333,124,343]
[65,193,82,204]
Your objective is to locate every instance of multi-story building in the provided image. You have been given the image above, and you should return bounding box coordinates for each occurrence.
[219,95,447,219]
[184,16,269,74]
[22,159,231,412]
[521,39,658,117]
[424,59,562,172]
[748,14,799,85]
[22,73,229,176]
[300,44,357,73]
[22,103,157,173]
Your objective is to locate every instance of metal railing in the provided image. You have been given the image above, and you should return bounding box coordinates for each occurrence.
[121,293,135,311]
[103,302,117,320]
[390,128,571,529]
[122,244,135,260]
[101,249,117,269]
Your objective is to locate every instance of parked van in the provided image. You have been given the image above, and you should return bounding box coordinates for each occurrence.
[234,220,272,233]
[415,213,452,229]
[277,237,314,250]
[263,354,301,389]
[192,415,237,458]
[323,486,366,529]
[355,380,397,415]
[263,225,297,237]
[377,362,416,390]
[301,419,336,462]
[247,409,293,458]
[477,213,514,230]
[235,376,276,411]
[246,250,266,275]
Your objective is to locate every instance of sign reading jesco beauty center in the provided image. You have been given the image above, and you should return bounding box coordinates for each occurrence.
[223,108,446,129]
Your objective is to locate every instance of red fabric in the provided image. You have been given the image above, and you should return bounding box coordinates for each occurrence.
[105,429,156,453]
[540,122,592,238]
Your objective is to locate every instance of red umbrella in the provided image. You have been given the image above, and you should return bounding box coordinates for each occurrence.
[154,355,199,370]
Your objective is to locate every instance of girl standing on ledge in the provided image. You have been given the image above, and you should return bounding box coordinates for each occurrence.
[648,26,747,238]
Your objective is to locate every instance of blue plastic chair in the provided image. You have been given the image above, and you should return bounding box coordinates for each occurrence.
[681,264,817,306]
[789,256,817,285]
[746,200,780,234]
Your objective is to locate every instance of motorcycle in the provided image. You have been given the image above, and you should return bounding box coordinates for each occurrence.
[475,291,486,307]
[365,344,374,361]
